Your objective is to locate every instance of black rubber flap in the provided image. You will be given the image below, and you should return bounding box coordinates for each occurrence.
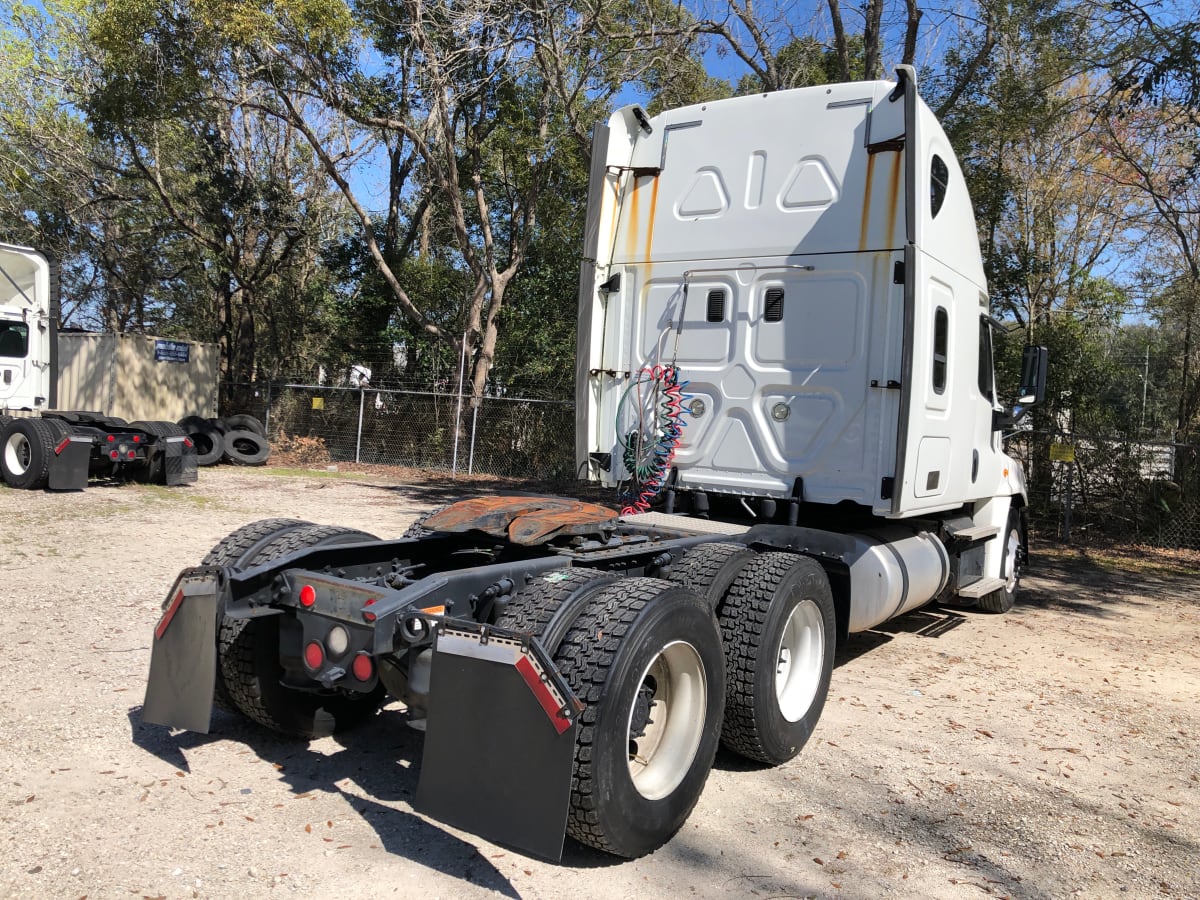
[165,437,199,485]
[415,626,578,861]
[47,437,90,490]
[142,577,218,733]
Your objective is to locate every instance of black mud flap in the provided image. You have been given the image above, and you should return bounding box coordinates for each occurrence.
[47,435,91,490]
[163,436,198,486]
[142,573,219,733]
[415,623,580,861]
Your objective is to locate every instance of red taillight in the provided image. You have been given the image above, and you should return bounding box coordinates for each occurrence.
[299,584,316,608]
[109,450,119,460]
[106,434,115,443]
[54,438,71,455]
[352,653,373,681]
[132,434,141,443]
[304,641,324,670]
[127,451,136,460]
[362,598,377,622]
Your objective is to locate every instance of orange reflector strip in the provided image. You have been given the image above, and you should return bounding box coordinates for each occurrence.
[154,590,185,641]
[515,655,571,735]
[420,605,446,616]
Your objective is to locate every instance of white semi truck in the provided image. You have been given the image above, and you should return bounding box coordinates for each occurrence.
[0,243,198,489]
[144,69,1047,861]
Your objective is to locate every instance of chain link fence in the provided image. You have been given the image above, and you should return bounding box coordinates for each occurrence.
[1006,430,1200,549]
[223,382,1200,549]
[225,382,576,479]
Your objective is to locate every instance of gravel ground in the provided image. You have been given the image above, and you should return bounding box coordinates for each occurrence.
[0,467,1197,899]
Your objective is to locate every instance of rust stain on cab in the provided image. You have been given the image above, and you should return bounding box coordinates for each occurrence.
[860,154,876,252]
[644,175,660,261]
[625,175,642,261]
[885,151,902,248]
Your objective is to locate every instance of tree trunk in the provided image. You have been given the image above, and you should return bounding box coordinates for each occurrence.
[826,0,851,82]
[902,0,922,66]
[863,0,885,80]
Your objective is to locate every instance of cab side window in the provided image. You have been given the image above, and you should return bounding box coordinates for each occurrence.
[930,155,949,219]
[0,322,28,358]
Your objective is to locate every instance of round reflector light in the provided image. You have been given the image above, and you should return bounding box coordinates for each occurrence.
[304,641,324,670]
[352,653,373,681]
[298,584,317,608]
[109,450,119,460]
[127,451,136,460]
[327,625,349,657]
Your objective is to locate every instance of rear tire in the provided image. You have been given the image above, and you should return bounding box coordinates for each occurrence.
[718,553,835,765]
[493,568,620,652]
[202,519,384,736]
[554,578,724,858]
[403,504,450,538]
[1,417,68,489]
[667,541,755,608]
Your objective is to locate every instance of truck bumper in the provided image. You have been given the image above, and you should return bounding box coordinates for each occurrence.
[142,571,219,733]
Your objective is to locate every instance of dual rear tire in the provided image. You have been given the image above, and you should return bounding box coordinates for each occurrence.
[0,417,71,489]
[496,549,836,858]
[202,519,385,737]
[499,574,725,858]
[668,543,836,765]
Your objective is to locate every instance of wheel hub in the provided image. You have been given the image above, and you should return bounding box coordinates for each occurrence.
[628,676,657,740]
[626,641,707,801]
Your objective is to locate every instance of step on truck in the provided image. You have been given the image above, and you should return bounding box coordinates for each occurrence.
[144,68,1048,861]
[0,243,198,489]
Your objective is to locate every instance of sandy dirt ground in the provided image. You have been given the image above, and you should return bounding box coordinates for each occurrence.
[0,467,1197,900]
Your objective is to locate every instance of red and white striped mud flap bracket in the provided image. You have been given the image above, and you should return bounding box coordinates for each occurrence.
[414,621,581,861]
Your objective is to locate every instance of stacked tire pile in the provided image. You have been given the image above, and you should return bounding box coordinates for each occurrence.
[178,414,271,467]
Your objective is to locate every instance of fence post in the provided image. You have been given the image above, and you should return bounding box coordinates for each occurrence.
[468,403,479,475]
[264,381,273,436]
[355,387,365,464]
[452,332,467,475]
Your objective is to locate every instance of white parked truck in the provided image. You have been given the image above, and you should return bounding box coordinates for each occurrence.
[0,243,198,489]
[143,69,1047,861]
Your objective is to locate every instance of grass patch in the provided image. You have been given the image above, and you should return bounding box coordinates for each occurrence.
[132,483,225,507]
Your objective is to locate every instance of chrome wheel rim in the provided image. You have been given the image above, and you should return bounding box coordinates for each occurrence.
[1004,526,1021,593]
[3,432,31,476]
[776,598,824,723]
[627,640,707,800]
